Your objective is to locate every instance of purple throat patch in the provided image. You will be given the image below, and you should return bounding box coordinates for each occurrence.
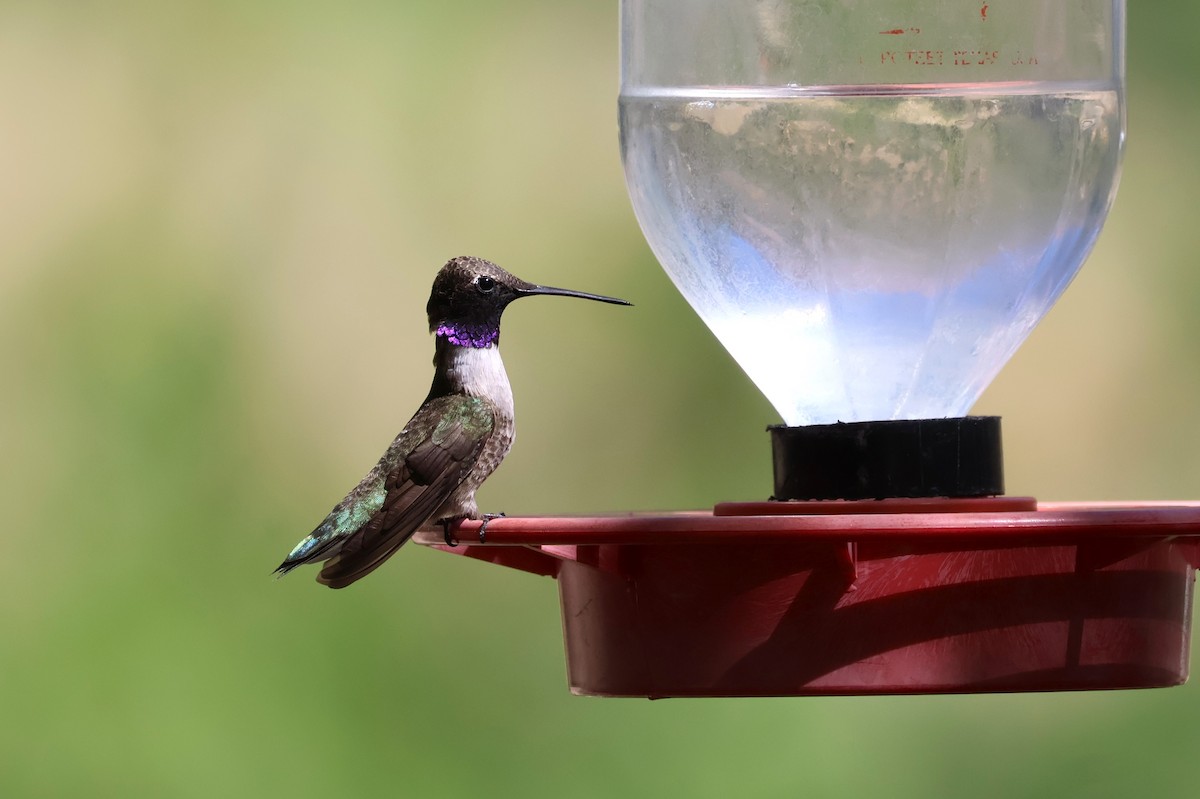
[436,324,499,348]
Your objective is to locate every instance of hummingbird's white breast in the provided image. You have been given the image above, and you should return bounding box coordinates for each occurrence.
[442,344,514,420]
[434,343,516,522]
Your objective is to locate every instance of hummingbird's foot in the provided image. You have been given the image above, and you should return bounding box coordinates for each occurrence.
[478,512,506,544]
[440,518,459,547]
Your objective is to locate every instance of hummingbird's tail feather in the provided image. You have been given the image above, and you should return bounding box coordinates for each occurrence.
[315,480,449,588]
[274,475,391,580]
[272,519,384,584]
[315,528,421,589]
[273,529,343,578]
[316,420,490,588]
[315,511,431,588]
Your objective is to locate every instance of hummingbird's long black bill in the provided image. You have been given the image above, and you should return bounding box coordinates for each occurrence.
[518,284,632,306]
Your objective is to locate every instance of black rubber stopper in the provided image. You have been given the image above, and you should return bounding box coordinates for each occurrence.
[769,416,1004,501]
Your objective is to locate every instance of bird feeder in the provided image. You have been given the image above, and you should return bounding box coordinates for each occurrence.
[417,0,1200,697]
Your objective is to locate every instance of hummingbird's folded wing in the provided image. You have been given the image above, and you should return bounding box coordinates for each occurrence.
[316,395,495,588]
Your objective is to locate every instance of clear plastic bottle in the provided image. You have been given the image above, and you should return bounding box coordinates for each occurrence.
[620,1,1125,426]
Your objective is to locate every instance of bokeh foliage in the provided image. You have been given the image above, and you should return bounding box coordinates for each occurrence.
[1,1,1198,796]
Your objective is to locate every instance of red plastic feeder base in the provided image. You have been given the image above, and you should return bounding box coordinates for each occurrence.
[414,500,1200,698]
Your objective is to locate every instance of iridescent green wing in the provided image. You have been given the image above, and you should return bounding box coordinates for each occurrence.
[316,395,495,588]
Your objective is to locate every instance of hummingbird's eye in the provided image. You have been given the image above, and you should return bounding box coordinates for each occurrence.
[475,275,496,293]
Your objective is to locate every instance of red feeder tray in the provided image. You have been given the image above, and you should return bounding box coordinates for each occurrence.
[414,499,1200,698]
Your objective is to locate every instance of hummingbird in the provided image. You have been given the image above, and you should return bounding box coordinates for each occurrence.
[274,255,631,588]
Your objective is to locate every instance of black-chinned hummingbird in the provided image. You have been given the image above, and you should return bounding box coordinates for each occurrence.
[274,256,631,588]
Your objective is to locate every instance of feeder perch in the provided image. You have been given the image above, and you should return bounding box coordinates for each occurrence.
[418,503,1200,697]
[415,421,1200,697]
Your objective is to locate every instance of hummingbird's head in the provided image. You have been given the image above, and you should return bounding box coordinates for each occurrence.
[427,256,631,348]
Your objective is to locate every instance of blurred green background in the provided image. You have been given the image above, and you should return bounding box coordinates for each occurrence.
[2,1,1198,796]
